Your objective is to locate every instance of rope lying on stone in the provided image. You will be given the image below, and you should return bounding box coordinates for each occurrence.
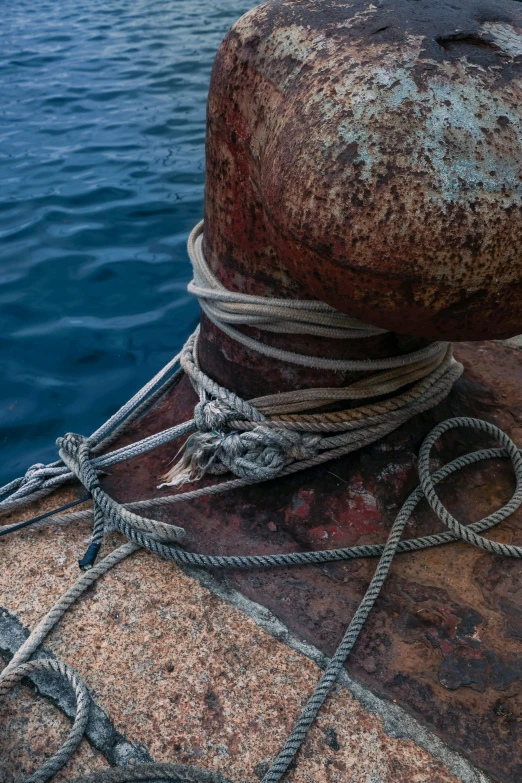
[2,419,522,783]
[0,657,90,783]
[1,222,515,783]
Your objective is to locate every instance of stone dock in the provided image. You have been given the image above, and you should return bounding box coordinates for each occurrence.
[2,338,522,783]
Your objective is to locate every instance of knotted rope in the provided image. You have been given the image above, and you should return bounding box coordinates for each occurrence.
[158,330,461,487]
[160,224,461,485]
[1,223,519,783]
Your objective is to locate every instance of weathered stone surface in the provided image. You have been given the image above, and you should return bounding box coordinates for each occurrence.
[0,517,467,783]
[75,340,522,783]
[0,683,108,782]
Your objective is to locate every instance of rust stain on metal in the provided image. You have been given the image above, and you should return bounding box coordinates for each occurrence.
[203,0,522,342]
[100,341,522,783]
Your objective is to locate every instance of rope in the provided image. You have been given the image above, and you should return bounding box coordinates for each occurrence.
[65,765,233,783]
[161,233,461,485]
[0,658,90,783]
[159,332,461,487]
[3,421,522,783]
[0,225,461,527]
[188,221,446,373]
[0,368,188,520]
[1,222,513,783]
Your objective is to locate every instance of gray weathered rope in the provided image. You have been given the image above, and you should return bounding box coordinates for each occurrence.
[65,766,233,783]
[34,444,519,558]
[0,367,187,518]
[0,224,460,526]
[0,658,90,783]
[4,420,522,783]
[1,224,510,783]
[54,340,459,561]
[1,543,139,680]
[0,336,459,545]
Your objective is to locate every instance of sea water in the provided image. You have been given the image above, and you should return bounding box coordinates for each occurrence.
[0,0,256,482]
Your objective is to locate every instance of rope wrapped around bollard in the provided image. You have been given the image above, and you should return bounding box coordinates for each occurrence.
[2,224,522,783]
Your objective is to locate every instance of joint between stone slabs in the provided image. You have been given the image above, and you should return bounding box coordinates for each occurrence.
[180,564,494,783]
[0,606,153,768]
[0,561,494,783]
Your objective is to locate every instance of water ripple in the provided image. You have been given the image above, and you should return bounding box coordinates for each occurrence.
[0,0,256,481]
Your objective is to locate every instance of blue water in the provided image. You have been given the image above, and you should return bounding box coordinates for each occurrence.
[0,0,256,483]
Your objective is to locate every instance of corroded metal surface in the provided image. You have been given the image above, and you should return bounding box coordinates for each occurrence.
[203,0,522,342]
[198,313,431,399]
[102,341,522,783]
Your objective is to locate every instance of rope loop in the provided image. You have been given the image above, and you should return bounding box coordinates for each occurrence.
[0,657,90,783]
[418,417,522,557]
[8,462,63,501]
[23,462,47,483]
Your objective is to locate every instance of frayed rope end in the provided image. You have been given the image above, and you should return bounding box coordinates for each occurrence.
[157,432,223,489]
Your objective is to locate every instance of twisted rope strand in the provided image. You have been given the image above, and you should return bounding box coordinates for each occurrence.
[0,658,90,783]
[188,221,450,374]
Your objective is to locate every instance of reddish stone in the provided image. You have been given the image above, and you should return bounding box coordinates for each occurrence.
[101,341,522,783]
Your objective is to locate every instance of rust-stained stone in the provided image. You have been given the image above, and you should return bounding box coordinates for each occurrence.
[0,684,108,782]
[0,521,464,783]
[4,344,522,781]
[76,340,522,783]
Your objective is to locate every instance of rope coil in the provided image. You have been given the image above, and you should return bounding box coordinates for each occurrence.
[188,220,449,373]
[0,658,90,783]
[156,230,462,486]
[1,223,519,783]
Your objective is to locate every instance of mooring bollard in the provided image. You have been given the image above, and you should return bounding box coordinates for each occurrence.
[98,6,522,776]
[199,0,522,399]
[104,2,522,775]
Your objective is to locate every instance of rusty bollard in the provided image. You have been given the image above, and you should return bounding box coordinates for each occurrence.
[102,1,522,779]
[200,0,522,400]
